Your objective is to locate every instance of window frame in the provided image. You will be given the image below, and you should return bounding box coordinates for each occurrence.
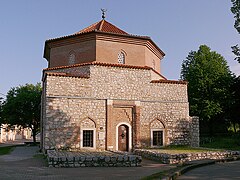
[151,129,164,147]
[80,128,96,149]
[118,52,125,64]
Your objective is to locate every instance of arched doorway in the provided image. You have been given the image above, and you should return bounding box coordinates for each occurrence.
[117,124,129,151]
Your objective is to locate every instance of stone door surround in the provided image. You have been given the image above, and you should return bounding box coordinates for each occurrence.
[106,100,140,151]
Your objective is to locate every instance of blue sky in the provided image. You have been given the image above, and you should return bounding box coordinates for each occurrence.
[0,0,239,96]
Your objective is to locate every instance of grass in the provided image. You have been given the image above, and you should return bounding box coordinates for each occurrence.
[0,146,15,155]
[201,136,240,151]
[147,145,221,154]
[142,136,240,180]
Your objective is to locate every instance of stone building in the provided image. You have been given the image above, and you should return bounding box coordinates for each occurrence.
[41,17,199,152]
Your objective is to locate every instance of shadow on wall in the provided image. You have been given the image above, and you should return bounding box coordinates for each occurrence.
[170,118,192,146]
[43,108,195,151]
[44,108,80,151]
[138,118,193,148]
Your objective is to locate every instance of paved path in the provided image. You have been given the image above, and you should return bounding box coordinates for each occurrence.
[0,146,175,180]
[177,160,240,180]
[0,146,39,161]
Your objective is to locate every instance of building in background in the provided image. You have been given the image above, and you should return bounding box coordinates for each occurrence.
[0,124,32,143]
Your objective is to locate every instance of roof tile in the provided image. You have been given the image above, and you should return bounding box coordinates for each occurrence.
[75,20,128,35]
[45,72,89,78]
[151,80,187,84]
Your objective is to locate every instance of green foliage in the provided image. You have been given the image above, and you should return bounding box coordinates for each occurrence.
[231,45,240,63]
[148,145,221,154]
[0,146,15,155]
[231,0,240,62]
[231,0,240,34]
[229,76,240,131]
[201,136,240,151]
[2,83,42,143]
[0,97,3,124]
[181,45,233,135]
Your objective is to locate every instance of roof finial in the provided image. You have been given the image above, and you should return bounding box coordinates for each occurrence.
[101,8,107,20]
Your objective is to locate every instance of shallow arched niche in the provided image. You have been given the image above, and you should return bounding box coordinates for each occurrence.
[68,51,76,65]
[150,119,166,147]
[150,119,165,129]
[80,117,96,128]
[80,117,96,149]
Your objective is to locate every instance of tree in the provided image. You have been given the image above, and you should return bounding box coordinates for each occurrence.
[181,45,233,135]
[229,75,240,132]
[231,0,240,63]
[0,97,3,124]
[231,0,240,132]
[2,83,41,143]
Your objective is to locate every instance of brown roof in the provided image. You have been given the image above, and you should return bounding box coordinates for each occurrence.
[45,20,150,43]
[75,20,128,35]
[151,80,187,84]
[43,62,167,79]
[44,20,165,59]
[45,72,89,78]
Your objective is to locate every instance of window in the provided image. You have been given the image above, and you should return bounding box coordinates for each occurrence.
[151,130,164,146]
[118,52,125,64]
[69,52,76,65]
[83,130,94,147]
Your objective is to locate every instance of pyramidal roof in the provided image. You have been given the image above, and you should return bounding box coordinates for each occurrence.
[75,19,128,35]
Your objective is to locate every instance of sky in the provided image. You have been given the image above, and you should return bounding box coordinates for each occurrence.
[0,0,239,97]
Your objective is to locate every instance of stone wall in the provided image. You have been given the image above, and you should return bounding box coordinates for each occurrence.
[44,65,188,102]
[43,98,106,150]
[134,149,240,164]
[47,150,142,167]
[190,116,199,147]
[42,64,198,151]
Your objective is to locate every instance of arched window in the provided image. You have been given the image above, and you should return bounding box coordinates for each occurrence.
[69,51,76,65]
[80,118,96,149]
[118,52,125,64]
[150,120,165,147]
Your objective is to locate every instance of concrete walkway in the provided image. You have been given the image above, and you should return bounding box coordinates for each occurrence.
[0,145,176,180]
[177,160,240,180]
[0,146,39,161]
[0,139,32,147]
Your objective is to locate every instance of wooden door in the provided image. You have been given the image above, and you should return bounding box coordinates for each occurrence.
[118,125,129,151]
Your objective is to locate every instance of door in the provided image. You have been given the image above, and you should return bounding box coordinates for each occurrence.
[118,124,129,151]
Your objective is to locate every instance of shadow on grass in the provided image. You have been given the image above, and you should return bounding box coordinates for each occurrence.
[33,153,48,167]
[0,146,15,155]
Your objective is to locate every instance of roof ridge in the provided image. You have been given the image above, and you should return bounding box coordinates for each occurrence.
[75,20,101,34]
[102,20,128,34]
[99,19,105,31]
[151,68,167,80]
[44,62,154,71]
[43,62,167,80]
[75,19,128,35]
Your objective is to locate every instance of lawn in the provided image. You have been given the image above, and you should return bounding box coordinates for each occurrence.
[0,146,15,155]
[146,135,240,154]
[147,145,221,154]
